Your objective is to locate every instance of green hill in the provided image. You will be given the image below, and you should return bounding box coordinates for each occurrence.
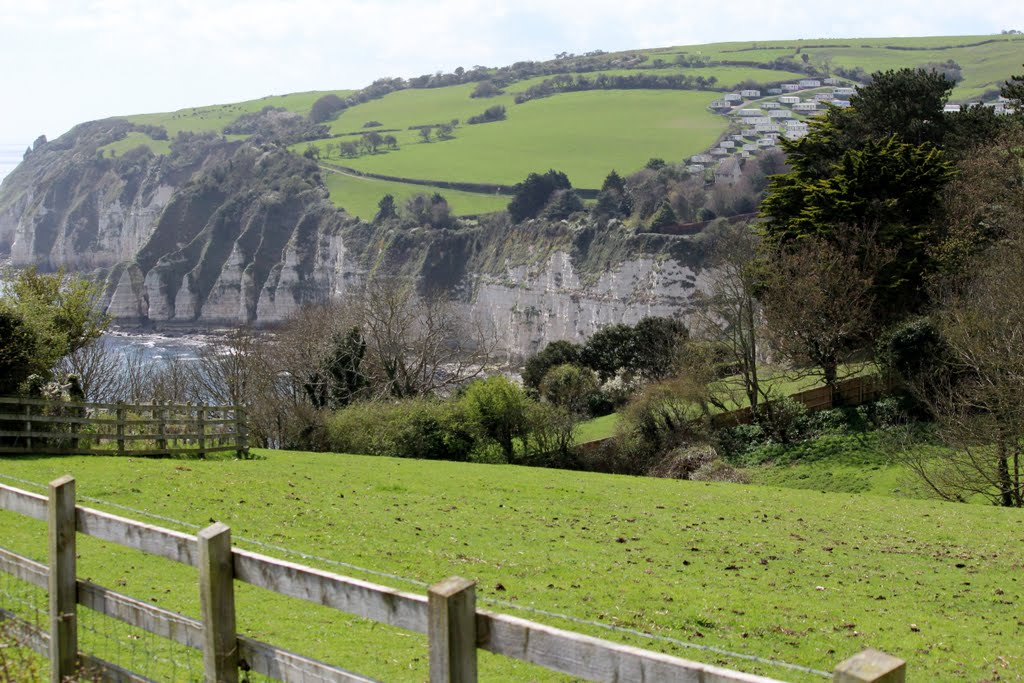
[1,451,1021,681]
[96,34,1023,219]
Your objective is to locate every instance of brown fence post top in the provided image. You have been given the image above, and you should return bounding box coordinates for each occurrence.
[834,648,906,682]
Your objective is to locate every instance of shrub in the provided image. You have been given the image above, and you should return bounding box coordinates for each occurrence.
[467,105,507,124]
[715,423,766,461]
[756,396,808,445]
[523,340,582,393]
[326,399,475,461]
[539,363,599,417]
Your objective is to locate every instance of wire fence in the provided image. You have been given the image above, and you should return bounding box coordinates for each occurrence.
[0,471,830,680]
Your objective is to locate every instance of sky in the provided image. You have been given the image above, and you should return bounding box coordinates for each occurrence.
[1,0,1023,148]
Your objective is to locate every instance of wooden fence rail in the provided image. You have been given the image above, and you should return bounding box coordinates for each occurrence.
[0,478,906,683]
[0,396,248,458]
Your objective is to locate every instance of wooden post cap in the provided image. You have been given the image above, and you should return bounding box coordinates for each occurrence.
[834,648,906,683]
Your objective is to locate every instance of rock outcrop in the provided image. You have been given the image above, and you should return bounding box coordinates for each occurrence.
[0,121,714,357]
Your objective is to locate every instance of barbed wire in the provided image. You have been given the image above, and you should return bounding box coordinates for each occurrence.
[0,472,830,678]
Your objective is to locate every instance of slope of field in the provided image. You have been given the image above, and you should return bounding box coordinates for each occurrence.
[322,167,510,217]
[122,90,356,138]
[1,452,1021,681]
[78,35,1022,220]
[337,90,726,188]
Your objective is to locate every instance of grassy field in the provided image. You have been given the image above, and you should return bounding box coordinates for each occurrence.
[1,451,1022,681]
[122,90,355,138]
[321,167,510,219]
[338,90,726,188]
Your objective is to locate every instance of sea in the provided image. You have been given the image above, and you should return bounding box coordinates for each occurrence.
[100,330,209,364]
[0,143,26,185]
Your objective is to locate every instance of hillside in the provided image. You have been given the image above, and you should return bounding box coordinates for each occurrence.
[106,34,1024,218]
[1,451,1020,681]
[0,34,1020,347]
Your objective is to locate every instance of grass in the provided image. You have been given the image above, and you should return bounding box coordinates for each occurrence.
[338,90,726,188]
[321,167,510,219]
[1,451,1022,681]
[121,90,355,138]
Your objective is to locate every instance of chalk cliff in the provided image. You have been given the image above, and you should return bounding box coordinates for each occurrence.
[0,121,712,357]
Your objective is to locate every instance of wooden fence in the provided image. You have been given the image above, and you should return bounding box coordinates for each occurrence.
[0,397,248,458]
[710,374,897,428]
[0,477,905,683]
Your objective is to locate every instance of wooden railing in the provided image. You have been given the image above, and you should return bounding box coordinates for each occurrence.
[0,397,248,458]
[0,477,906,682]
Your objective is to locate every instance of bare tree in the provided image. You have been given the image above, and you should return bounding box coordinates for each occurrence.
[54,339,124,403]
[761,229,889,400]
[355,278,492,399]
[694,221,768,411]
[905,238,1024,506]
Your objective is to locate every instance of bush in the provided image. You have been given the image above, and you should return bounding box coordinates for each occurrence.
[467,105,507,124]
[756,396,808,445]
[540,363,599,417]
[523,340,582,393]
[326,399,476,461]
[715,423,766,461]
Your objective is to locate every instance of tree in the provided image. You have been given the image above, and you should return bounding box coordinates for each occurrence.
[761,134,954,322]
[404,193,452,229]
[309,94,345,123]
[459,375,530,463]
[354,278,489,399]
[647,201,677,230]
[696,223,767,410]
[0,267,109,394]
[592,170,631,220]
[631,316,688,382]
[436,123,455,139]
[539,363,599,417]
[833,68,954,147]
[374,194,397,224]
[581,323,635,382]
[540,188,583,220]
[522,339,581,392]
[361,131,383,154]
[761,233,887,398]
[1000,64,1024,109]
[904,240,1024,506]
[383,134,398,150]
[507,170,571,222]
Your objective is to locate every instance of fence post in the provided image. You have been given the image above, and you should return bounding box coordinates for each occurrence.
[24,403,32,451]
[234,406,248,459]
[116,402,126,456]
[155,403,167,456]
[428,576,477,683]
[198,522,238,683]
[834,649,906,682]
[48,475,78,683]
[198,404,207,459]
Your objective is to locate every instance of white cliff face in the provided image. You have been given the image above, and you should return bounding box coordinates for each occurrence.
[469,251,708,358]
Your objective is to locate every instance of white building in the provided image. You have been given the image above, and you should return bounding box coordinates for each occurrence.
[755,123,782,133]
[710,99,731,109]
[762,101,781,109]
[720,140,736,149]
[740,89,762,98]
[768,88,783,95]
[768,109,794,118]
[741,116,771,125]
[737,108,763,116]
[799,79,822,88]
[711,147,730,156]
[779,95,801,104]
[690,153,714,163]
[824,77,839,85]
[685,164,705,173]
[731,134,746,142]
[724,93,743,102]
[781,83,801,92]
[943,103,962,113]
[742,143,758,152]
[831,99,851,108]
[813,92,834,102]
[833,87,857,96]
[793,102,819,112]
[758,137,777,147]
[743,128,759,138]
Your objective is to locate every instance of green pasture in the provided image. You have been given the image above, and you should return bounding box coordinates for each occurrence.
[338,90,726,188]
[321,167,510,219]
[122,89,355,138]
[1,452,1021,681]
